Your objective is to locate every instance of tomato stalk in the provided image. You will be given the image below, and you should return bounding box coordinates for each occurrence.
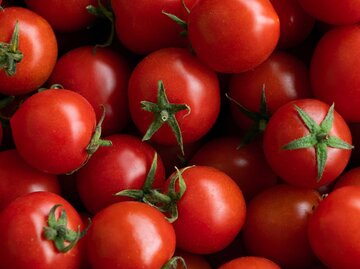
[0,21,23,76]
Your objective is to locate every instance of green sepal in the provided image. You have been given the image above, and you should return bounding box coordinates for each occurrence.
[162,11,188,36]
[162,256,187,269]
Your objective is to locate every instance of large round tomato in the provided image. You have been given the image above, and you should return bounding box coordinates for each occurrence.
[188,0,280,73]
[218,256,281,269]
[0,191,87,269]
[87,201,176,269]
[308,186,360,268]
[263,99,352,188]
[0,7,57,95]
[10,89,101,175]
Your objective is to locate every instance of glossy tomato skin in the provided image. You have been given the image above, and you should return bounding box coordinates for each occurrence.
[228,51,311,131]
[128,47,220,146]
[166,166,246,254]
[308,186,360,268]
[0,149,60,211]
[0,191,86,269]
[87,201,176,269]
[218,256,281,269]
[111,0,198,54]
[188,0,280,73]
[10,89,96,175]
[242,184,321,268]
[48,46,131,136]
[310,25,360,123]
[76,134,166,214]
[0,7,57,95]
[263,99,352,188]
[24,0,98,32]
[333,166,360,190]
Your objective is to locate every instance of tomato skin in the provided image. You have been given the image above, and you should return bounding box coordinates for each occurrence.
[0,191,86,269]
[333,167,360,190]
[24,0,97,32]
[263,99,352,188]
[128,47,220,146]
[310,25,360,123]
[165,166,246,254]
[175,249,212,269]
[87,201,176,269]
[10,89,96,175]
[76,134,166,214]
[242,184,321,268]
[188,0,280,73]
[0,7,57,95]
[308,186,360,268]
[218,256,281,269]
[48,46,131,136]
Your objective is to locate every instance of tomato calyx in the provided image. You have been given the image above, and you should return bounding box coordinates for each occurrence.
[162,256,187,269]
[283,103,353,181]
[226,85,270,147]
[162,0,190,37]
[141,80,190,155]
[43,204,89,253]
[0,21,23,76]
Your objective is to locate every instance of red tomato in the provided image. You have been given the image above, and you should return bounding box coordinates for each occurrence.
[87,201,176,269]
[128,47,220,150]
[0,149,60,211]
[263,99,352,188]
[310,25,360,123]
[188,0,280,73]
[308,186,360,268]
[111,0,198,54]
[333,166,360,190]
[165,165,246,254]
[297,0,360,25]
[218,256,281,269]
[10,89,100,175]
[242,184,321,268]
[0,191,86,269]
[175,249,212,269]
[48,46,131,136]
[76,134,166,214]
[24,0,98,32]
[0,7,57,95]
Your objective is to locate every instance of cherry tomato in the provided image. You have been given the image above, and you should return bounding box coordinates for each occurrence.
[0,191,87,269]
[188,0,280,73]
[48,46,131,136]
[175,249,212,269]
[0,7,57,95]
[218,256,281,269]
[87,201,176,269]
[333,166,360,190]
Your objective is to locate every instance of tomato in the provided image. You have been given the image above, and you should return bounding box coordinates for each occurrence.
[128,47,220,152]
[24,0,98,32]
[87,201,176,269]
[242,184,321,268]
[308,186,360,268]
[111,0,198,55]
[189,136,278,201]
[0,149,60,211]
[218,256,281,269]
[0,7,57,95]
[175,249,212,269]
[297,0,360,25]
[10,89,108,175]
[187,0,280,73]
[333,166,360,190]
[165,165,246,254]
[48,46,131,136]
[263,99,352,188]
[76,134,166,214]
[0,191,87,269]
[310,25,360,123]
[269,0,315,48]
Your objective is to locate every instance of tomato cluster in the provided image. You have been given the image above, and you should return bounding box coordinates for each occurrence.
[1,0,360,269]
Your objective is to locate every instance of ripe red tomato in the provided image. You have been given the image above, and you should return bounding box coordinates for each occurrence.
[218,256,281,269]
[333,166,360,190]
[0,7,57,95]
[188,0,280,73]
[48,46,131,136]
[308,186,360,268]
[87,201,176,269]
[175,249,212,269]
[10,89,102,175]
[76,134,166,214]
[24,0,98,32]
[310,25,360,123]
[0,191,87,269]
[263,99,352,188]
[242,184,321,268]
